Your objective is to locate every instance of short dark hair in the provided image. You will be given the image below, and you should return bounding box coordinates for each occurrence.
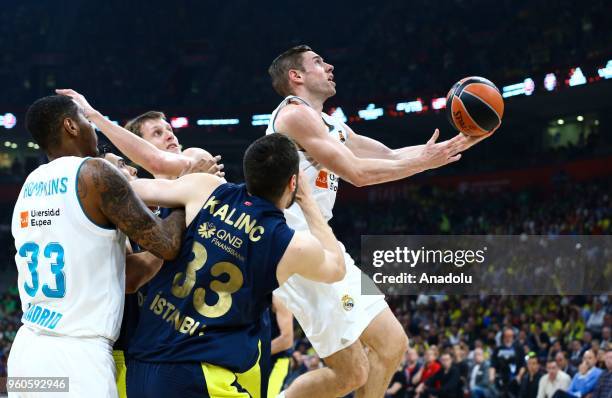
[25,95,79,151]
[243,134,299,203]
[124,111,166,137]
[268,45,312,97]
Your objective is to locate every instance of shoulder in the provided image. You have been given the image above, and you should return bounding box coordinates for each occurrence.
[276,103,321,128]
[77,157,122,184]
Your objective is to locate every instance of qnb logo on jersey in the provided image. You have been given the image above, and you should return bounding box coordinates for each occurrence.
[23,304,63,330]
[315,170,339,192]
[203,196,265,242]
[26,208,61,227]
[198,222,246,262]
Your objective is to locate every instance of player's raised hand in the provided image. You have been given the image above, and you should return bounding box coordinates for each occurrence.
[180,155,225,178]
[55,89,98,118]
[295,170,312,205]
[419,128,462,170]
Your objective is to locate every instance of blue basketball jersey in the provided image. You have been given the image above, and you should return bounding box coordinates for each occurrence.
[128,183,294,373]
[114,208,173,352]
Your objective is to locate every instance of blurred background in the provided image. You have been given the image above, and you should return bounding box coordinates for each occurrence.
[0,1,611,397]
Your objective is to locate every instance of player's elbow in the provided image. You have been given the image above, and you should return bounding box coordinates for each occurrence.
[279,333,294,351]
[346,167,373,187]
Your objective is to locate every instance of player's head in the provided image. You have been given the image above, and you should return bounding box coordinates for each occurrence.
[243,134,299,209]
[269,45,335,100]
[25,95,98,158]
[101,153,138,181]
[125,111,181,154]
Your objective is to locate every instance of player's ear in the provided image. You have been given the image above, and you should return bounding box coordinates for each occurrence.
[288,69,302,85]
[63,117,79,138]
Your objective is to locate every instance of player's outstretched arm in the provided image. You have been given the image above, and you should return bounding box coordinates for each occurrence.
[77,158,185,260]
[56,89,218,177]
[131,173,224,226]
[343,122,495,160]
[275,105,460,187]
[276,175,345,284]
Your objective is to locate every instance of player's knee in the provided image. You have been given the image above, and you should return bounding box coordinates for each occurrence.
[336,359,369,394]
[380,324,408,367]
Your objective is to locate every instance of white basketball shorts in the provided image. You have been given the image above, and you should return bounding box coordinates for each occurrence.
[274,243,387,358]
[8,325,117,398]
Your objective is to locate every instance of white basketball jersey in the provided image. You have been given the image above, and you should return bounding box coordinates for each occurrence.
[11,156,126,341]
[266,96,349,231]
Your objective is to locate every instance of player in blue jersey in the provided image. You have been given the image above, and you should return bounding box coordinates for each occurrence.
[117,133,346,398]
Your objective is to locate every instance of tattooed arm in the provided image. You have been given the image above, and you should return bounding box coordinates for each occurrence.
[77,157,185,260]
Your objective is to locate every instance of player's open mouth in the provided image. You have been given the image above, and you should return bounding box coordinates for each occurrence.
[167,144,178,150]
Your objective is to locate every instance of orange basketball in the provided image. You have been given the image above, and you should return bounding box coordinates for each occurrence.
[446,76,504,136]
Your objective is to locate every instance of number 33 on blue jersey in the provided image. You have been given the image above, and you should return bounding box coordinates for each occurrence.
[18,242,66,298]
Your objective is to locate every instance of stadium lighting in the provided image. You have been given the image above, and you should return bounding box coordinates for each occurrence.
[598,60,612,79]
[4,141,10,147]
[544,73,557,91]
[251,114,271,126]
[196,118,240,126]
[170,117,189,129]
[557,119,564,125]
[396,100,423,114]
[34,144,40,149]
[330,107,348,123]
[568,67,587,86]
[431,97,447,110]
[594,120,600,126]
[358,104,384,121]
[502,78,535,98]
[10,143,17,149]
[0,113,17,129]
[27,142,34,148]
[577,115,584,122]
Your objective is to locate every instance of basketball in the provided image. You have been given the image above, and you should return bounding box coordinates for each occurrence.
[446,76,504,136]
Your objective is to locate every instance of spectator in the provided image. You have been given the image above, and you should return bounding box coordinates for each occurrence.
[586,301,606,337]
[591,350,611,398]
[569,340,584,367]
[537,359,571,398]
[555,352,577,378]
[413,348,442,393]
[468,348,495,398]
[387,361,409,398]
[492,328,525,394]
[555,350,604,398]
[405,348,423,398]
[417,353,461,398]
[519,353,545,398]
[601,327,611,351]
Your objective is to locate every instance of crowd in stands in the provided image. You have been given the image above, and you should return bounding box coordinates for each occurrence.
[0,0,609,111]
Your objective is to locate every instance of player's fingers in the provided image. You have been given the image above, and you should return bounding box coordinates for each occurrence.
[217,163,225,170]
[448,153,462,163]
[427,129,440,145]
[213,155,222,162]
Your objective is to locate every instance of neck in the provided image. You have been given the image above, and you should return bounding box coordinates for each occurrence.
[46,145,87,162]
[292,89,325,113]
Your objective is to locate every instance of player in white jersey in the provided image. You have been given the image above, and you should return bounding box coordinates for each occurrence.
[9,95,186,398]
[266,45,494,398]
